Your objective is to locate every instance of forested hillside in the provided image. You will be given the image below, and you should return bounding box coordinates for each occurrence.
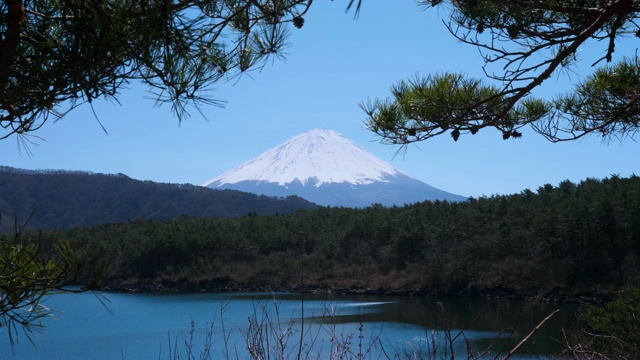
[52,175,640,299]
[0,167,317,232]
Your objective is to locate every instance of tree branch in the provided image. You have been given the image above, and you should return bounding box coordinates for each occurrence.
[0,0,25,114]
[499,0,634,119]
[503,309,560,359]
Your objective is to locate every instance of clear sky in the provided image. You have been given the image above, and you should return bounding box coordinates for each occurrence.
[1,1,638,198]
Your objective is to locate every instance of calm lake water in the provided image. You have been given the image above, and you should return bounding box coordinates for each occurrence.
[0,291,574,359]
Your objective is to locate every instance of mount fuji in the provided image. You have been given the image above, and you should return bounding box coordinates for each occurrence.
[203,129,466,207]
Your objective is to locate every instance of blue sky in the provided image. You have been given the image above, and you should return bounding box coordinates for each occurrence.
[1,1,638,198]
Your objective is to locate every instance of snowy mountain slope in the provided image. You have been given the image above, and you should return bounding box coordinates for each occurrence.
[204,129,400,187]
[203,129,466,207]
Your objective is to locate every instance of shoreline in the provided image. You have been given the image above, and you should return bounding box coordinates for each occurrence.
[101,278,608,304]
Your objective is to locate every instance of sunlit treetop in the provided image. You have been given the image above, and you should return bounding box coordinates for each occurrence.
[0,0,312,142]
[361,0,640,144]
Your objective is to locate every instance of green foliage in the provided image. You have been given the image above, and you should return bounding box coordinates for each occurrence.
[0,0,313,140]
[0,213,107,346]
[361,73,549,142]
[47,175,640,298]
[365,0,640,143]
[566,284,640,358]
[537,56,640,142]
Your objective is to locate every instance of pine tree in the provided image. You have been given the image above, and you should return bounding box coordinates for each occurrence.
[361,0,640,143]
[0,0,312,140]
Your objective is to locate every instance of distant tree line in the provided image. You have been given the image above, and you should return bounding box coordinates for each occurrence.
[0,167,317,232]
[46,175,640,299]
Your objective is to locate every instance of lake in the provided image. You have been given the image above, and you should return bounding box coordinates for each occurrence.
[0,291,574,359]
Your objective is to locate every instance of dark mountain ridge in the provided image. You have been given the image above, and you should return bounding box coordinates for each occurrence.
[218,173,466,207]
[0,166,317,232]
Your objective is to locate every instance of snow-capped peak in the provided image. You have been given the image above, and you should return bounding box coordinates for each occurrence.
[203,129,405,187]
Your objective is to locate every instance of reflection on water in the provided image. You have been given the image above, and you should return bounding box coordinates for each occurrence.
[0,291,574,359]
[222,292,573,358]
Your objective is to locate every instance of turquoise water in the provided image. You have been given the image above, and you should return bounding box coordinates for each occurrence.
[0,292,572,359]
